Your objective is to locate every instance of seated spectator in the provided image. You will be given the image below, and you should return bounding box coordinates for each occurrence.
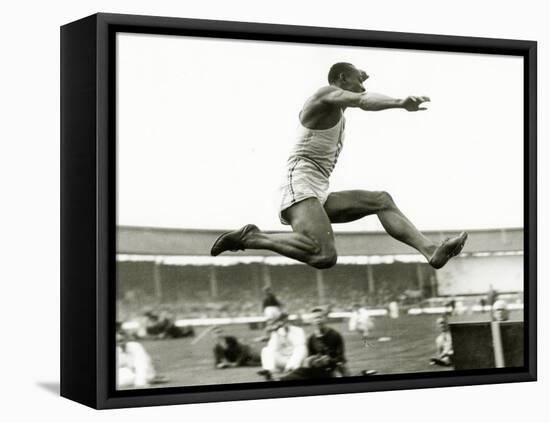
[429,317,454,367]
[212,326,261,369]
[281,307,350,380]
[258,313,307,380]
[145,311,195,339]
[116,325,169,388]
[253,289,284,343]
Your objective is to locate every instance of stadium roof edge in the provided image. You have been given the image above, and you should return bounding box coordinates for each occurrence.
[117,226,523,256]
[118,225,523,236]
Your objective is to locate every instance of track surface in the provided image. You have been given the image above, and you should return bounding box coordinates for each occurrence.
[127,313,466,389]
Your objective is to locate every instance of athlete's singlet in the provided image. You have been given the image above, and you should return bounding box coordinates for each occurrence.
[278,115,346,224]
[287,115,346,178]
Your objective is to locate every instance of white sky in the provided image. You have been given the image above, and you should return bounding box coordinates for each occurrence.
[117,33,523,232]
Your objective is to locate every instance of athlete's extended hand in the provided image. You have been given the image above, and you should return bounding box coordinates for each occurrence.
[401,96,430,111]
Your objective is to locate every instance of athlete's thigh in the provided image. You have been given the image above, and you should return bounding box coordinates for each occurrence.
[324,190,387,223]
[282,197,335,252]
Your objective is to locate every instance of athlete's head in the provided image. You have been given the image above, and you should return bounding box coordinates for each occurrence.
[328,62,368,93]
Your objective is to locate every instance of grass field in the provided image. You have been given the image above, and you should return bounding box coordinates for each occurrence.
[132,313,467,389]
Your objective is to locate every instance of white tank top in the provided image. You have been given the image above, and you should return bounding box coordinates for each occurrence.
[287,115,346,178]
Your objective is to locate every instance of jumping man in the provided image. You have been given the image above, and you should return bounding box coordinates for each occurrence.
[211,63,467,269]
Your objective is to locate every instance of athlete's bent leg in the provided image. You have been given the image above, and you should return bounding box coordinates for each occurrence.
[324,190,467,268]
[324,190,436,257]
[210,198,338,269]
[283,198,338,268]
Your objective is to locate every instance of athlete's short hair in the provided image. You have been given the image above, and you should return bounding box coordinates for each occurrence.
[328,62,355,84]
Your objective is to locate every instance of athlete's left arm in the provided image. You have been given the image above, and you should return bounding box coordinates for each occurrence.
[363,93,431,111]
[321,87,430,112]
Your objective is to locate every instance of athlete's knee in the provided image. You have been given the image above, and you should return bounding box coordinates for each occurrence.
[375,191,396,210]
[308,250,338,269]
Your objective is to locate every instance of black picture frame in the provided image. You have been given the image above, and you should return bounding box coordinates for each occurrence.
[60,12,537,409]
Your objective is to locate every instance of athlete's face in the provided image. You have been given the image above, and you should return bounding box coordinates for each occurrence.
[342,66,368,93]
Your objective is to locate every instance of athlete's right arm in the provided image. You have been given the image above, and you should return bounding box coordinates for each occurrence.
[318,87,430,112]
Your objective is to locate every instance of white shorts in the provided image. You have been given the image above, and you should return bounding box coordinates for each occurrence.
[279,158,330,225]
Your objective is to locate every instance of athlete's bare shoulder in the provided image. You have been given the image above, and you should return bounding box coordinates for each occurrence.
[300,86,343,130]
[306,85,362,109]
[303,86,348,109]
[309,86,341,103]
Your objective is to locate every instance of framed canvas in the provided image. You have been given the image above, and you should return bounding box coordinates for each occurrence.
[60,13,537,409]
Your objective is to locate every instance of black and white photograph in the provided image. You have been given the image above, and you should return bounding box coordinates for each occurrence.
[6,0,549,419]
[115,31,527,390]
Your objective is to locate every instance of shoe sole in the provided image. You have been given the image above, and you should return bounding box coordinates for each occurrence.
[430,232,468,269]
[451,232,468,257]
[210,224,259,256]
[210,230,234,256]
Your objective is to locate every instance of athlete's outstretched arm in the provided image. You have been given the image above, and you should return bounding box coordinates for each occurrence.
[320,87,430,112]
[363,93,430,111]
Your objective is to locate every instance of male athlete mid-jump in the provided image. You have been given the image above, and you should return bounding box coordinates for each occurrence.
[211,62,467,270]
